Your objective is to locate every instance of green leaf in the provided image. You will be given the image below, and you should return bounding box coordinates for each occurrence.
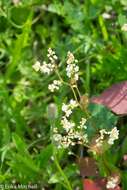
[12,133,29,157]
[37,144,53,168]
[13,153,39,173]
[118,14,127,26]
[8,153,40,182]
[6,10,33,79]
[122,172,127,189]
[9,6,31,26]
[87,103,118,138]
[48,3,65,16]
[0,16,8,33]
[121,136,127,155]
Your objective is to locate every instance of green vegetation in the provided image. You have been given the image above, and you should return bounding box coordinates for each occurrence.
[0,0,127,189]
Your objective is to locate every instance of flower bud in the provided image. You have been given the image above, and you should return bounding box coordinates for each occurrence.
[47,103,58,120]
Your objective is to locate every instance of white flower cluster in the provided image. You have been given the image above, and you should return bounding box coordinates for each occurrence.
[106,176,118,189]
[108,127,119,145]
[66,51,79,82]
[95,127,119,147]
[95,129,108,147]
[32,48,58,75]
[47,48,58,63]
[79,118,87,129]
[32,60,56,75]
[62,99,78,117]
[53,99,88,149]
[40,61,55,75]
[52,99,88,148]
[48,80,62,92]
[51,93,89,148]
[53,118,88,149]
[61,116,75,132]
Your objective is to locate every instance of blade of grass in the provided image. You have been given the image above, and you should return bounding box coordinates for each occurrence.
[98,15,109,41]
[5,10,33,80]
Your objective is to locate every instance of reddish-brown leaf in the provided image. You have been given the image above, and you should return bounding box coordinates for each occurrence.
[91,81,127,115]
[83,179,102,190]
[79,157,98,178]
[83,179,121,190]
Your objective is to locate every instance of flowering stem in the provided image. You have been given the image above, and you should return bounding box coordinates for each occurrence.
[75,85,81,98]
[55,68,80,105]
[70,85,79,103]
[55,69,64,83]
[55,68,70,87]
[53,153,73,190]
[86,61,90,95]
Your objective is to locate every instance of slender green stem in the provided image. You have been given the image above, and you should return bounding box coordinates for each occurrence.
[55,68,69,86]
[55,68,80,104]
[54,154,73,190]
[28,138,44,150]
[70,85,78,103]
[86,61,90,95]
[75,85,81,98]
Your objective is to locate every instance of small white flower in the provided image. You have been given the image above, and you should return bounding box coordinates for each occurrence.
[106,177,118,189]
[47,48,58,64]
[95,127,119,147]
[32,61,41,72]
[53,133,62,142]
[48,48,55,56]
[62,104,72,117]
[95,129,108,147]
[62,103,68,112]
[102,12,111,19]
[74,131,88,144]
[80,118,87,125]
[53,55,58,60]
[66,51,79,82]
[74,65,79,72]
[100,129,108,139]
[66,64,79,81]
[67,51,75,64]
[121,23,127,31]
[69,99,78,108]
[78,118,87,129]
[61,116,75,132]
[48,80,62,92]
[62,99,78,117]
[61,136,72,148]
[108,127,119,145]
[40,61,55,75]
